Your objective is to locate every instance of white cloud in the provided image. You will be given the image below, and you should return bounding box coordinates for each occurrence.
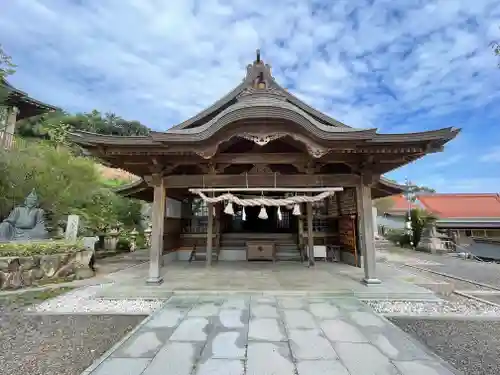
[434,155,464,168]
[481,147,500,162]
[1,0,499,129]
[1,0,500,192]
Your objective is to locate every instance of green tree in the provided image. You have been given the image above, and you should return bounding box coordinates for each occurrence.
[16,110,151,139]
[0,141,100,221]
[373,196,395,214]
[0,141,143,235]
[409,208,437,248]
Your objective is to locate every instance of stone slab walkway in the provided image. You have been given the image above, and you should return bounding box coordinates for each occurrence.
[95,261,440,301]
[82,295,459,375]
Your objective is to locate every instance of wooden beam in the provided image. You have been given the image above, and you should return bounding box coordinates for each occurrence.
[119,153,416,166]
[190,187,343,193]
[163,174,361,188]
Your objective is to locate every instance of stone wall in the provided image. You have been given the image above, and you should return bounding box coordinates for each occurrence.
[0,249,94,289]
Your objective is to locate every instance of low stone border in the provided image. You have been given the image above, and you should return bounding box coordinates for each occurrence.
[0,250,95,289]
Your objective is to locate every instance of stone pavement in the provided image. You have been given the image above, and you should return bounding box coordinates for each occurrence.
[95,261,440,301]
[83,295,458,375]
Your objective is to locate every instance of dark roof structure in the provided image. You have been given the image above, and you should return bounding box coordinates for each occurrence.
[69,50,460,201]
[1,78,58,120]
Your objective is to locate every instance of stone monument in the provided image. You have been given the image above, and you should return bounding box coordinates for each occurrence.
[0,189,48,242]
[64,214,79,242]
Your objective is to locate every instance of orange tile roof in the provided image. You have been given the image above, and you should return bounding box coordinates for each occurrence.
[417,194,500,219]
[388,195,418,212]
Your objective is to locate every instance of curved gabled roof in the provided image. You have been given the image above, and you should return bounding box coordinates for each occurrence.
[168,50,352,131]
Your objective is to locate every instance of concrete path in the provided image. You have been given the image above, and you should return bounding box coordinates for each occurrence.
[83,295,458,375]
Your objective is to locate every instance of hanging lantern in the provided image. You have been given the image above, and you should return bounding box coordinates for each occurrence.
[242,207,247,221]
[224,201,234,215]
[258,206,268,220]
[277,206,282,221]
[292,203,301,216]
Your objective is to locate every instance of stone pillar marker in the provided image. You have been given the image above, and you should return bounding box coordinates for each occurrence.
[146,174,166,285]
[358,174,381,285]
[64,214,80,242]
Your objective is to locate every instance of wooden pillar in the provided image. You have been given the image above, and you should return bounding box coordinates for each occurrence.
[306,202,315,266]
[1,106,19,149]
[298,215,304,248]
[215,203,221,250]
[206,202,214,267]
[147,174,166,285]
[357,174,381,285]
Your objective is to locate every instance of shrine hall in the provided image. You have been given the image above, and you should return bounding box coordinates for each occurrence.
[70,51,459,285]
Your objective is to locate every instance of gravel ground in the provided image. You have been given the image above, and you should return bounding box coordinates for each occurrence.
[0,290,146,375]
[364,294,500,316]
[29,284,165,314]
[390,317,500,375]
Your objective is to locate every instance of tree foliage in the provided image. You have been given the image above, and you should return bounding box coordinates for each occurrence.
[409,208,437,248]
[0,141,143,235]
[17,109,150,139]
[0,47,144,237]
[373,196,395,214]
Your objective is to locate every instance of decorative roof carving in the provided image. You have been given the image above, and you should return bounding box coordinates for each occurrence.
[246,164,274,174]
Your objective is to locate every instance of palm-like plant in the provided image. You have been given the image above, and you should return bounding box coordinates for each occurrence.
[409,208,437,248]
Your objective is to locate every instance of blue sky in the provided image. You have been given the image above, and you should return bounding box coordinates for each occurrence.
[1,0,500,193]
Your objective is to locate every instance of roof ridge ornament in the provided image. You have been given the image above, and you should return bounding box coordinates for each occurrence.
[246,49,273,87]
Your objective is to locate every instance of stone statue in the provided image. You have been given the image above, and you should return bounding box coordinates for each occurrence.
[0,189,48,242]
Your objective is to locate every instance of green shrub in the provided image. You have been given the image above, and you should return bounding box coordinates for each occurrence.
[117,237,130,251]
[0,240,86,257]
[386,229,412,248]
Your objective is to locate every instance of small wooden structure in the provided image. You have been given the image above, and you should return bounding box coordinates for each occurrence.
[70,51,460,285]
[0,78,58,149]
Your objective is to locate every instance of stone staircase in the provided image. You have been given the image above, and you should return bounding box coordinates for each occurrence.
[220,233,302,261]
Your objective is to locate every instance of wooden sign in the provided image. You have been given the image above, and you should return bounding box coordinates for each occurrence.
[339,188,357,215]
[338,215,357,253]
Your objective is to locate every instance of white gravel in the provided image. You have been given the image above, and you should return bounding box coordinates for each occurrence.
[365,295,500,317]
[28,284,165,315]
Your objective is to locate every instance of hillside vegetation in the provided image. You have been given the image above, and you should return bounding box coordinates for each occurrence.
[0,45,146,236]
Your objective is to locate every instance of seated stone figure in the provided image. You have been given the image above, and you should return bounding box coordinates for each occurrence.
[0,189,48,242]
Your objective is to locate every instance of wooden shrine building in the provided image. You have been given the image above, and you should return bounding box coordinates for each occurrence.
[1,78,58,149]
[70,51,460,285]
